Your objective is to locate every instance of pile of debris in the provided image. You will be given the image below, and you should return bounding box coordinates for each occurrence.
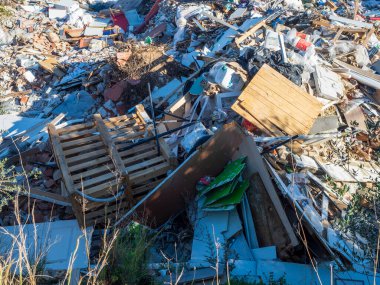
[1,0,380,283]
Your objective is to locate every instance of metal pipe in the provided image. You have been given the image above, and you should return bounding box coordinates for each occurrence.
[148,83,161,156]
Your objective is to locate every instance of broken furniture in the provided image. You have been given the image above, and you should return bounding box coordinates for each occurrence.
[232,64,322,136]
[48,105,175,227]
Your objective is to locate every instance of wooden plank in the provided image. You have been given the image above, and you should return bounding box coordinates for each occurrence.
[122,149,157,163]
[48,124,85,227]
[85,200,130,219]
[333,27,343,43]
[245,81,319,122]
[59,128,97,141]
[108,125,145,137]
[232,101,284,136]
[72,164,115,181]
[48,124,76,195]
[66,148,107,164]
[257,65,322,107]
[126,156,166,173]
[63,141,104,156]
[74,172,119,189]
[234,135,299,247]
[61,135,101,149]
[106,119,138,130]
[69,156,112,172]
[28,188,71,207]
[106,114,136,123]
[135,104,151,125]
[240,100,304,134]
[112,130,146,142]
[84,194,128,210]
[248,173,291,250]
[235,18,266,46]
[156,123,177,167]
[83,179,120,195]
[130,162,171,185]
[57,121,94,135]
[94,114,128,177]
[116,141,155,153]
[231,64,322,136]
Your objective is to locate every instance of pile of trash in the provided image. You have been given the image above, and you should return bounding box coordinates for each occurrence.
[0,0,380,283]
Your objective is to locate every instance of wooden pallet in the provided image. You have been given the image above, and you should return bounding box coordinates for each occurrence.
[48,105,175,227]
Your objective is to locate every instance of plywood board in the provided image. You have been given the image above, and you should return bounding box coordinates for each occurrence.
[232,64,322,136]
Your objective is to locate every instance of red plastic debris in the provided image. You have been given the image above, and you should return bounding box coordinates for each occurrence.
[134,0,161,34]
[111,11,129,33]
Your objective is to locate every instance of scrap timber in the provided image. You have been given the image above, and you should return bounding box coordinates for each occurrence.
[48,105,175,227]
[232,64,322,136]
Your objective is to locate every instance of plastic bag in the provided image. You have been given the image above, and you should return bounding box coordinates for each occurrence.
[181,123,210,154]
[354,45,370,67]
[0,27,13,46]
[208,62,244,91]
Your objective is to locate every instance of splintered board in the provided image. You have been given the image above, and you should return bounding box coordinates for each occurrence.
[48,105,175,227]
[232,64,322,136]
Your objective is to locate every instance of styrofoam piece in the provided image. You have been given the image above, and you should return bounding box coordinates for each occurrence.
[230,232,254,260]
[0,220,92,270]
[313,66,344,101]
[189,197,228,265]
[251,246,277,261]
[48,7,67,19]
[84,26,104,36]
[23,70,36,83]
[229,8,246,20]
[224,208,242,240]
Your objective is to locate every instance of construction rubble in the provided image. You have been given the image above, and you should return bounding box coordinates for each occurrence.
[1,0,380,283]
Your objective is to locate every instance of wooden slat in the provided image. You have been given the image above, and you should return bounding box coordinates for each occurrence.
[59,128,97,141]
[69,156,112,172]
[234,101,284,136]
[108,125,145,137]
[113,130,146,142]
[106,114,136,123]
[116,141,155,153]
[122,149,158,164]
[135,104,151,125]
[57,121,95,135]
[240,100,303,134]
[94,114,128,178]
[85,200,130,219]
[254,66,322,108]
[61,135,101,149]
[235,18,266,46]
[105,118,138,128]
[72,164,115,181]
[63,141,104,156]
[83,179,120,195]
[157,123,177,167]
[74,172,119,189]
[66,148,107,164]
[245,83,317,125]
[130,162,171,185]
[126,156,165,173]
